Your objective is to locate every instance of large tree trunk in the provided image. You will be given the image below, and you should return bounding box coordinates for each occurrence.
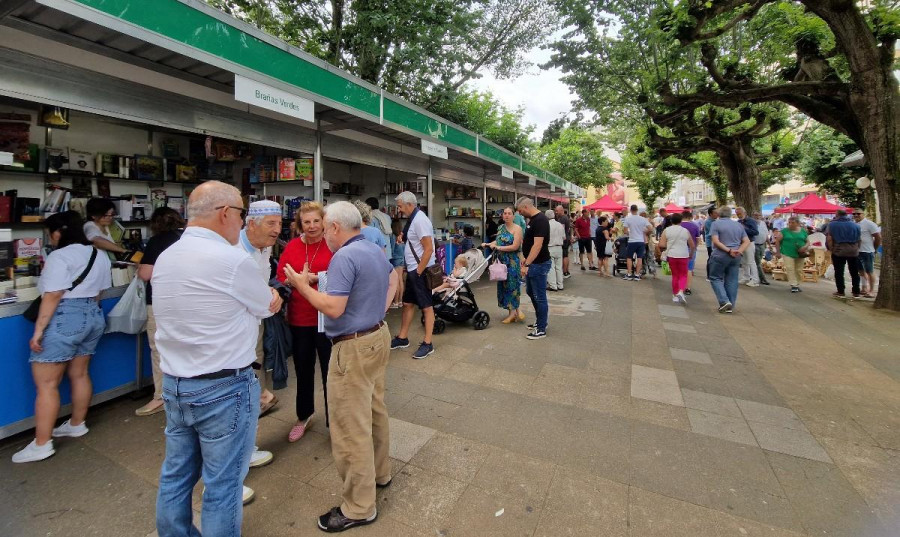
[808,0,900,310]
[718,145,762,213]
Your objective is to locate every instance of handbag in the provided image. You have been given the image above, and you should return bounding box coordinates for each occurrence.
[604,241,613,257]
[489,257,508,281]
[404,210,444,290]
[23,248,98,323]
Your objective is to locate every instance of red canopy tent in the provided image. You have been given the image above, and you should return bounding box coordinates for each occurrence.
[584,194,625,212]
[773,194,848,214]
[662,202,684,213]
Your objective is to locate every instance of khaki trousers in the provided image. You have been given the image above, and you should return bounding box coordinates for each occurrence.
[146,305,163,400]
[255,322,269,394]
[783,256,804,287]
[327,323,392,519]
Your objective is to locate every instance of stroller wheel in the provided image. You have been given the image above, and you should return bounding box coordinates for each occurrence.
[433,319,446,334]
[473,311,490,330]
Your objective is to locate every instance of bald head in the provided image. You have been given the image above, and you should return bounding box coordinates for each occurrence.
[186,180,244,244]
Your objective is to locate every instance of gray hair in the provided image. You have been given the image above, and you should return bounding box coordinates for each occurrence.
[186,181,240,221]
[735,206,745,214]
[395,191,417,205]
[324,201,362,231]
[718,206,733,218]
[515,196,534,209]
[544,209,555,219]
[352,199,372,225]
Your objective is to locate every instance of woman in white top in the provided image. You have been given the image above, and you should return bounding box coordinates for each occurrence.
[84,198,127,259]
[13,211,112,464]
[657,212,695,304]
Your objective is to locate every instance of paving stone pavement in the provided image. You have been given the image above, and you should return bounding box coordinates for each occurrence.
[1,251,899,536]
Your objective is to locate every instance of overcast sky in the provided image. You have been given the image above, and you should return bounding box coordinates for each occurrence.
[469,43,575,143]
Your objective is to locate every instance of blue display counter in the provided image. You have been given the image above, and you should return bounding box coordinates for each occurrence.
[0,288,152,440]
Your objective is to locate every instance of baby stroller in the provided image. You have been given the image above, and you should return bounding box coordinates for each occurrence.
[422,249,492,333]
[612,236,654,277]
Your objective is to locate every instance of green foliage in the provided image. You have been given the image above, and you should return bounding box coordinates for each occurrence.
[535,127,613,188]
[428,87,536,155]
[796,126,867,208]
[541,117,569,146]
[205,0,557,106]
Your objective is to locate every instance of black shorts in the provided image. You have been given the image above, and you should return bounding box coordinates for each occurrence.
[403,270,434,309]
[625,242,646,259]
[562,240,570,256]
[578,238,593,254]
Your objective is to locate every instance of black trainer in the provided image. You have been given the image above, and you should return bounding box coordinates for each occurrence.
[390,336,409,350]
[318,506,377,533]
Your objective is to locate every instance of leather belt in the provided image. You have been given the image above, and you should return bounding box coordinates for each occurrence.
[190,365,253,380]
[331,321,384,344]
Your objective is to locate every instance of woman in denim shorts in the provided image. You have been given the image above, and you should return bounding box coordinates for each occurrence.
[12,211,112,463]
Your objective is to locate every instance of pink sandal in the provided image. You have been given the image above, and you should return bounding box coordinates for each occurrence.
[288,417,312,443]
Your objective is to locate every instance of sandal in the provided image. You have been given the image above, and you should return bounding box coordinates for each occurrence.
[259,395,279,416]
[135,399,165,417]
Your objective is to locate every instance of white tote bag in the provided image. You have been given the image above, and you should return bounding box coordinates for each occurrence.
[105,276,148,334]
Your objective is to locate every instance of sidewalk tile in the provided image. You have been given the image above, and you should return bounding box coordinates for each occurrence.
[749,421,832,463]
[376,464,467,533]
[736,400,806,430]
[534,468,628,537]
[682,389,742,417]
[388,417,437,463]
[688,409,758,446]
[471,447,556,506]
[409,432,491,483]
[628,487,719,536]
[663,322,697,333]
[670,348,713,365]
[658,304,690,319]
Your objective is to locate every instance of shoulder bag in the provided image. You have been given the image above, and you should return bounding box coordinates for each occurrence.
[23,248,98,323]
[489,256,508,281]
[404,211,444,290]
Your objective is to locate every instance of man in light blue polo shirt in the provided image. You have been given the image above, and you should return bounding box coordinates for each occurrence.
[283,201,397,533]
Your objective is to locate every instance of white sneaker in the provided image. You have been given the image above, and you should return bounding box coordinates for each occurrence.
[52,419,88,438]
[243,485,255,505]
[249,447,273,468]
[672,295,680,303]
[677,291,687,304]
[12,439,55,463]
[746,282,760,287]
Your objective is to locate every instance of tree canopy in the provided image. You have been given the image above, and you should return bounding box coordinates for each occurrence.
[535,127,614,188]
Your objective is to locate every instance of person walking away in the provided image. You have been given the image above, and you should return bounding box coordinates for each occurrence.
[135,208,184,417]
[353,200,388,256]
[826,209,862,298]
[622,205,653,281]
[153,181,280,536]
[853,211,881,298]
[483,207,524,323]
[12,211,111,463]
[752,211,770,285]
[366,197,393,249]
[653,210,664,240]
[657,212,695,304]
[589,210,599,245]
[276,201,334,443]
[774,216,808,293]
[679,210,701,294]
[281,201,397,533]
[391,191,437,359]
[389,219,406,308]
[574,210,596,270]
[708,206,750,313]
[517,198,551,339]
[735,207,760,287]
[595,216,613,277]
[704,208,718,279]
[554,205,572,278]
[546,209,565,291]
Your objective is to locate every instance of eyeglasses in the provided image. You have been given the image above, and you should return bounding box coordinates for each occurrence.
[215,205,248,220]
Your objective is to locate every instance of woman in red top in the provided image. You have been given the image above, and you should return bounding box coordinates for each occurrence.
[277,201,334,443]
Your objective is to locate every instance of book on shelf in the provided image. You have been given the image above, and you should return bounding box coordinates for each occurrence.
[166,196,185,217]
[278,158,296,181]
[66,148,94,174]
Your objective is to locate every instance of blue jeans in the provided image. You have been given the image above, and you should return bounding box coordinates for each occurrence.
[709,254,741,306]
[156,368,259,537]
[525,260,551,331]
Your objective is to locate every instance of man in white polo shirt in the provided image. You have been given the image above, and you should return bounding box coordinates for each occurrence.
[153,181,281,537]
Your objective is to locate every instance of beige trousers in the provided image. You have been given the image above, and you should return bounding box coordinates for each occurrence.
[146,305,163,400]
[327,323,392,520]
[783,256,804,287]
[255,322,269,394]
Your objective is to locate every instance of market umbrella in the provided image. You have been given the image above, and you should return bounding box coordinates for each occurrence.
[584,194,625,212]
[773,194,848,214]
[663,202,684,212]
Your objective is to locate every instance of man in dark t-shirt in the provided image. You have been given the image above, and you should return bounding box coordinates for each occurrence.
[518,197,551,339]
